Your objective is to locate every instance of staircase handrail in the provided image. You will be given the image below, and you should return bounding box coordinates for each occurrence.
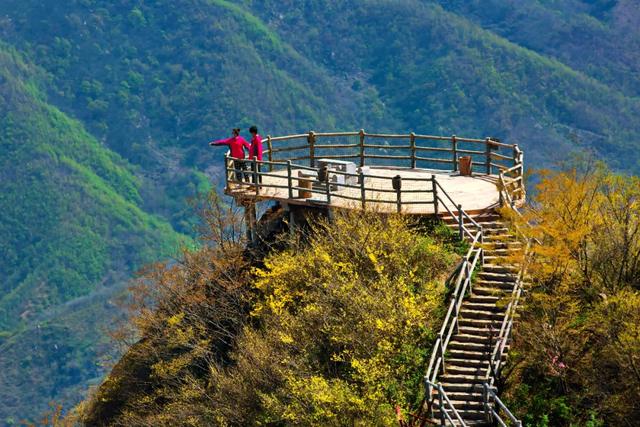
[426,380,468,426]
[482,384,522,427]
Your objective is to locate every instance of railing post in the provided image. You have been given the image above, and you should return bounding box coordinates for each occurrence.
[483,383,491,422]
[431,175,439,216]
[359,128,365,167]
[485,137,492,175]
[287,160,293,199]
[267,135,273,172]
[410,132,416,168]
[457,204,463,240]
[309,131,316,168]
[425,379,434,419]
[438,384,446,426]
[438,333,445,374]
[360,171,366,210]
[451,135,457,172]
[325,175,332,205]
[224,154,230,191]
[253,157,259,195]
[392,175,402,213]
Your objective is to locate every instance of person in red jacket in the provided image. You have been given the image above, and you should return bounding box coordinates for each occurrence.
[248,125,263,185]
[209,128,251,181]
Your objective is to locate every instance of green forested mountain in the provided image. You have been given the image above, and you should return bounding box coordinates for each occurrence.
[1,0,639,422]
[0,44,189,423]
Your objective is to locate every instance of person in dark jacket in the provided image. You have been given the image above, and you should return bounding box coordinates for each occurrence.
[209,128,251,181]
[248,125,263,185]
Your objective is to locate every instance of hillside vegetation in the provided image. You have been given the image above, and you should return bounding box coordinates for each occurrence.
[502,163,640,426]
[80,206,461,426]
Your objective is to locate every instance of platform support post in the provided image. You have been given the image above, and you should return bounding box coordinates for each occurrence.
[243,202,257,243]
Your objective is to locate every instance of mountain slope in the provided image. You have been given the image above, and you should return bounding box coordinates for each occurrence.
[0,43,188,422]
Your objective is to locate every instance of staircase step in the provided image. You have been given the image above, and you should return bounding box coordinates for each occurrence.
[471,286,510,296]
[463,302,506,312]
[447,349,493,360]
[459,309,504,320]
[449,333,493,344]
[440,382,485,392]
[467,294,502,303]
[457,318,503,328]
[441,373,486,384]
[448,340,492,352]
[482,264,519,274]
[456,326,501,337]
[477,272,518,283]
[445,365,488,376]
[446,357,491,367]
[483,234,516,243]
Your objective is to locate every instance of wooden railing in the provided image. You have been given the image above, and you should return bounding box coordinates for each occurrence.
[263,130,520,175]
[423,226,484,417]
[223,130,525,217]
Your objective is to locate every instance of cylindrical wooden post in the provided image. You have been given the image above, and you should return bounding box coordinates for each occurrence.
[287,160,293,199]
[485,137,492,175]
[224,154,230,191]
[431,175,438,216]
[359,128,365,167]
[252,157,259,195]
[309,131,316,168]
[392,175,402,213]
[438,385,446,426]
[267,135,273,172]
[325,177,332,205]
[360,171,366,210]
[458,203,463,240]
[451,135,457,172]
[410,132,416,168]
[438,333,445,374]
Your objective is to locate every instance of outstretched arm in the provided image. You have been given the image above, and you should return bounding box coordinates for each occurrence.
[209,137,232,146]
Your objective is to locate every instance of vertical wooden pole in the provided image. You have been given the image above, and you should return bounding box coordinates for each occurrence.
[458,203,463,240]
[267,135,273,172]
[325,177,332,205]
[410,132,416,169]
[360,171,366,210]
[359,128,365,167]
[287,205,295,237]
[485,137,492,175]
[431,175,438,216]
[438,334,445,374]
[253,157,259,195]
[438,385,446,426]
[451,135,457,172]
[309,131,316,168]
[287,160,293,199]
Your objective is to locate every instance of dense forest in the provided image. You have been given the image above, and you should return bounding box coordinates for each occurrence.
[1,0,639,422]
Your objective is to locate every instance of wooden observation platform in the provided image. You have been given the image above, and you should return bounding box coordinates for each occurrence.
[221,130,529,425]
[223,130,525,239]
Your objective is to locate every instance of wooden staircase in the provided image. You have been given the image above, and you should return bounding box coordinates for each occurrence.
[430,211,525,426]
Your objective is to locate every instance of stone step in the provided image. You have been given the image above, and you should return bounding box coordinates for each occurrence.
[456,326,501,337]
[447,349,493,360]
[471,286,511,297]
[445,365,488,376]
[482,234,516,243]
[482,264,519,274]
[484,247,521,257]
[477,272,518,283]
[459,309,504,321]
[441,382,485,392]
[473,280,517,291]
[463,302,506,313]
[486,241,522,249]
[482,227,510,235]
[446,357,491,367]
[467,294,502,304]
[457,317,503,329]
[449,333,493,344]
[448,340,492,352]
[441,374,486,384]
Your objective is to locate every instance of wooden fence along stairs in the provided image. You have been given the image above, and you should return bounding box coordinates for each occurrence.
[425,210,527,426]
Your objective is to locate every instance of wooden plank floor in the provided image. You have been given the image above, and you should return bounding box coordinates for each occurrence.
[227,167,500,215]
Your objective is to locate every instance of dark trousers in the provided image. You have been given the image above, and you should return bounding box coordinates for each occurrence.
[250,162,262,184]
[233,160,247,182]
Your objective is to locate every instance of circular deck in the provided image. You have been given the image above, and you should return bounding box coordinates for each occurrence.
[227,167,500,215]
